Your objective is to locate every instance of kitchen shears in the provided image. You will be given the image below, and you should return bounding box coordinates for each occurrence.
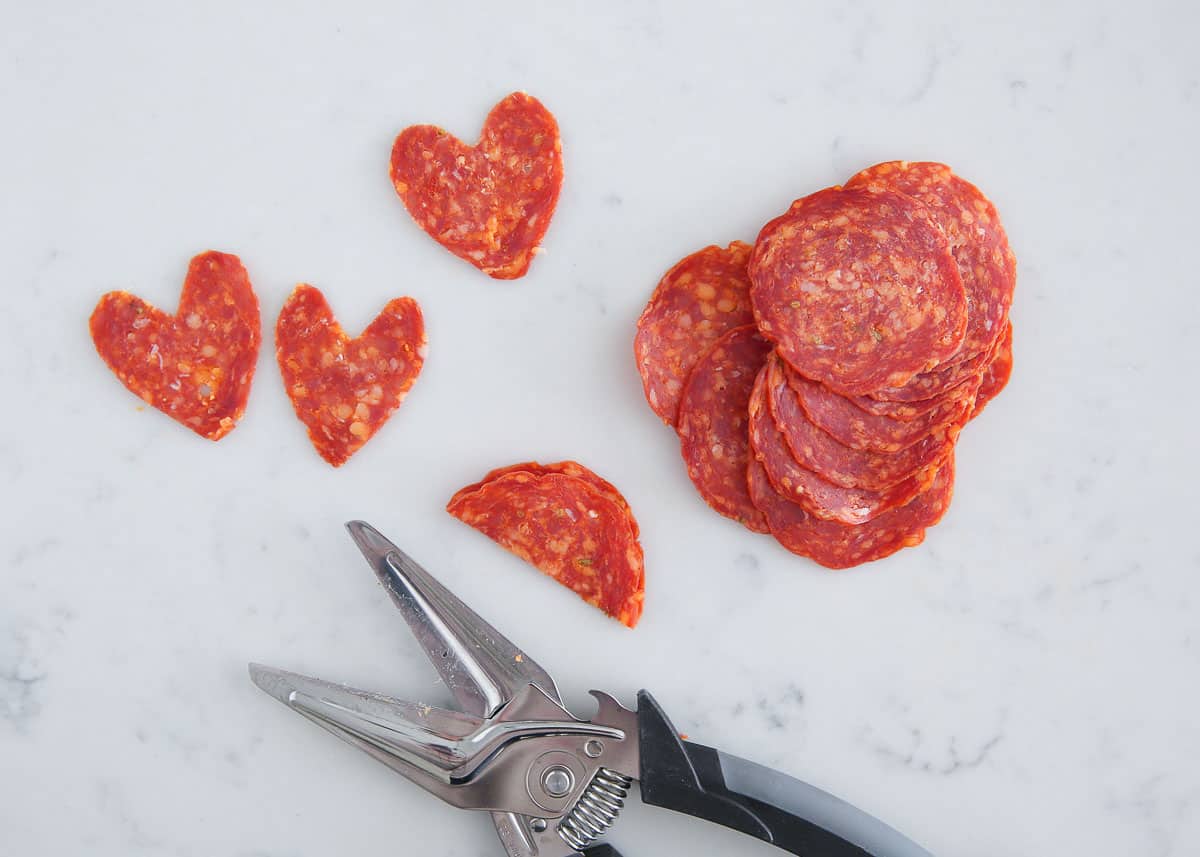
[248,521,934,856]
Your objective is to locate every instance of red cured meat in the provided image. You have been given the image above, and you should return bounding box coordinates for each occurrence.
[89,251,261,441]
[390,92,562,279]
[453,460,639,537]
[786,363,975,454]
[747,456,955,570]
[846,161,1016,363]
[849,377,976,420]
[749,186,967,395]
[676,326,772,533]
[971,323,1013,419]
[766,354,951,491]
[276,284,426,467]
[447,471,644,628]
[749,366,937,525]
[867,341,992,403]
[635,241,756,425]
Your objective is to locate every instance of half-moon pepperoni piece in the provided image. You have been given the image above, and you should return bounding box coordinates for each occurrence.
[390,92,562,279]
[447,471,644,628]
[635,241,755,425]
[747,455,955,570]
[676,325,772,533]
[89,250,261,441]
[275,284,426,467]
[749,186,967,395]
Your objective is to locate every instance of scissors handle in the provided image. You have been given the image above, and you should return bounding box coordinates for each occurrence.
[634,692,934,857]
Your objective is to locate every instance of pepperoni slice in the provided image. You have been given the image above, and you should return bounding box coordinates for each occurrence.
[849,378,976,420]
[275,285,426,467]
[749,365,937,525]
[866,342,992,403]
[846,161,1016,363]
[749,186,967,395]
[971,322,1013,419]
[785,363,975,454]
[390,92,562,279]
[453,460,639,537]
[747,456,955,569]
[89,251,261,441]
[447,471,644,628]
[676,326,772,533]
[765,354,952,491]
[634,241,756,425]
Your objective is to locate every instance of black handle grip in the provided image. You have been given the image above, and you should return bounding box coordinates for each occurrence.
[635,691,934,857]
[581,846,623,857]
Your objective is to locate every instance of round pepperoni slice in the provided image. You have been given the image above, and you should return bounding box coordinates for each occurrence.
[390,92,563,280]
[447,471,644,628]
[89,251,261,441]
[971,322,1013,419]
[451,460,639,537]
[749,186,967,395]
[786,363,975,454]
[766,354,952,491]
[846,161,1016,363]
[635,241,755,425]
[747,456,955,569]
[749,365,938,525]
[676,325,772,533]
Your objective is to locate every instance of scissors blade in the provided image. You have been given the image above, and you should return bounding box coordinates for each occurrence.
[344,520,561,718]
[248,662,481,805]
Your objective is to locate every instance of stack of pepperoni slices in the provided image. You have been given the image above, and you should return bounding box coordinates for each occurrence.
[635,161,1015,568]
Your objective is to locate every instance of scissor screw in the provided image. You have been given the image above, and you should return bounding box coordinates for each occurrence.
[542,766,575,797]
[530,819,547,833]
[584,740,604,758]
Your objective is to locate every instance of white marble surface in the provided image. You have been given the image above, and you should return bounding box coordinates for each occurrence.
[3,2,1199,854]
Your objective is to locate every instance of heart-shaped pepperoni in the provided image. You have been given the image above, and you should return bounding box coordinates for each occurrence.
[89,251,261,441]
[389,92,562,279]
[275,285,426,467]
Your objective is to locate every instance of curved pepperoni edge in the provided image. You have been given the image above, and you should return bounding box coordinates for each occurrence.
[787,364,974,454]
[390,92,563,280]
[449,460,639,538]
[749,365,937,525]
[749,186,967,395]
[846,161,1016,363]
[275,284,426,467]
[88,251,261,441]
[676,325,772,533]
[634,241,755,426]
[971,323,1014,419]
[747,455,955,570]
[447,471,644,628]
[865,311,999,403]
[766,354,952,491]
[849,381,975,420]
